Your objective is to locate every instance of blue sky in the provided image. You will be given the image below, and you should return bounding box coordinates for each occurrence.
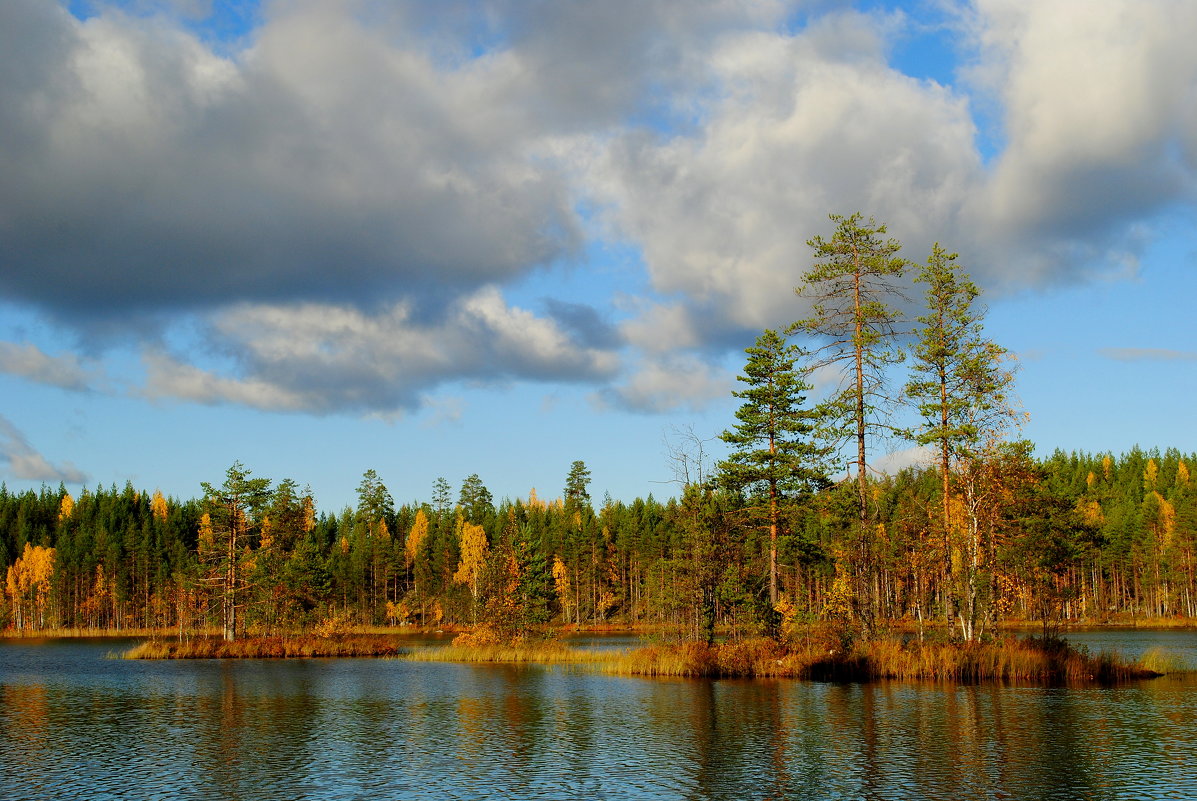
[1,0,1195,512]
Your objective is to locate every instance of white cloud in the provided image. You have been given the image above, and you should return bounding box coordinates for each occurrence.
[0,342,98,391]
[598,354,733,413]
[960,0,1197,285]
[142,288,621,414]
[590,10,982,341]
[0,414,89,484]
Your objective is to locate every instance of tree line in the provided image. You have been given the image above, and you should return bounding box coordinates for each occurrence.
[2,214,1189,642]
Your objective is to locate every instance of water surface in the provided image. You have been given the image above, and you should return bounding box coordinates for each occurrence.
[2,633,1196,800]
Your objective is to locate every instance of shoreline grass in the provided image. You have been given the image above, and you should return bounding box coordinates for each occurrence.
[111,624,1174,681]
[405,634,1161,683]
[122,634,402,659]
[609,636,1159,682]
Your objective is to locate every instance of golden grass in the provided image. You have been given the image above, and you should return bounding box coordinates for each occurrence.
[1137,647,1193,674]
[1,627,187,640]
[122,635,402,659]
[605,635,1158,682]
[403,642,610,665]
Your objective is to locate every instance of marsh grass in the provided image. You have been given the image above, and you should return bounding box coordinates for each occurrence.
[1,627,181,640]
[122,635,401,659]
[605,635,1155,682]
[403,642,609,665]
[1137,647,1193,674]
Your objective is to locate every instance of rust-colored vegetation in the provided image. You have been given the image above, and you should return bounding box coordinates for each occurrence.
[123,634,402,659]
[609,635,1158,682]
[407,628,1160,683]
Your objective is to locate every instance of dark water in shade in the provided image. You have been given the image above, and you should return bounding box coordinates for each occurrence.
[3,633,1197,800]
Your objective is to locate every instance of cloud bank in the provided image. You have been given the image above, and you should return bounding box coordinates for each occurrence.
[1,0,1194,415]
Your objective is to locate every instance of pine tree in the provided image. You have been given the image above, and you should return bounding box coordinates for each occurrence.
[905,244,1018,637]
[790,213,907,628]
[719,329,829,605]
[200,462,271,641]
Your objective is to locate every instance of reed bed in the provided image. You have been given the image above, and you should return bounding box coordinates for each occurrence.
[1137,647,1193,674]
[403,641,610,665]
[1,627,183,640]
[607,635,1158,682]
[123,635,402,659]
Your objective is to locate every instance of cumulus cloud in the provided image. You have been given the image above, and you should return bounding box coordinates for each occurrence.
[960,0,1197,286]
[0,342,98,391]
[142,287,620,413]
[0,0,581,318]
[4,0,1196,417]
[0,414,89,484]
[597,354,733,414]
[588,10,983,344]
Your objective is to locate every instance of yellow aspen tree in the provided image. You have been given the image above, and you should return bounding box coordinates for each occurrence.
[454,518,488,605]
[552,555,572,624]
[58,493,74,522]
[151,489,169,522]
[302,494,316,533]
[5,544,56,630]
[1102,454,1114,482]
[527,488,544,510]
[406,509,429,566]
[1145,459,1160,490]
[1178,460,1190,487]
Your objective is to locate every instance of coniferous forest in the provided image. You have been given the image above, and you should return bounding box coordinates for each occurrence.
[4,216,1194,642]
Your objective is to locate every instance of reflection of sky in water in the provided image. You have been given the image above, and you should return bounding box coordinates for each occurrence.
[1,635,1196,800]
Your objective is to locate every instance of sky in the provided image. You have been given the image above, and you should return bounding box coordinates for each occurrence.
[1,0,1195,513]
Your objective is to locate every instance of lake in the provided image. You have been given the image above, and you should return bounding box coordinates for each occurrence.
[2,631,1197,800]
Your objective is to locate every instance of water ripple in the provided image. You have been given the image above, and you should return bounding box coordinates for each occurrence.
[3,640,1197,800]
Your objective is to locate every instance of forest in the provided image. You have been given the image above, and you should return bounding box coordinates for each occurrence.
[4,215,1193,643]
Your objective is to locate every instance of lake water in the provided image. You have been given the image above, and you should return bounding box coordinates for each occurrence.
[3,631,1197,800]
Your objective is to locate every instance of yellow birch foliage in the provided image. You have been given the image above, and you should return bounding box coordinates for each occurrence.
[197,513,215,556]
[1145,459,1159,490]
[552,555,571,601]
[1178,460,1190,487]
[1102,454,1113,482]
[527,488,546,511]
[258,516,274,551]
[406,509,429,565]
[151,489,169,522]
[58,493,74,522]
[303,495,316,533]
[454,518,488,593]
[385,600,410,624]
[5,544,56,627]
[1146,491,1177,546]
[1076,498,1104,527]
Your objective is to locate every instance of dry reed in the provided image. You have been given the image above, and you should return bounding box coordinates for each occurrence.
[122,635,401,659]
[403,641,609,665]
[607,635,1158,682]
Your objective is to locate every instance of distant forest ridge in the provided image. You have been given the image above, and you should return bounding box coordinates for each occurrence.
[2,446,1194,636]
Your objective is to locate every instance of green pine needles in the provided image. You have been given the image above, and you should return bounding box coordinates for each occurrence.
[720,329,831,604]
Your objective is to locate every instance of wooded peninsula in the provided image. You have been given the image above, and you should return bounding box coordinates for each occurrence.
[3,215,1192,666]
